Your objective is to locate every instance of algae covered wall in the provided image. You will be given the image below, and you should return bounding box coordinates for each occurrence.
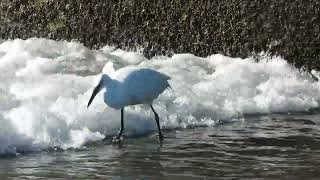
[0,0,319,70]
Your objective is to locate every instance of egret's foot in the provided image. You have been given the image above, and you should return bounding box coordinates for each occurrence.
[112,135,124,144]
[157,133,164,142]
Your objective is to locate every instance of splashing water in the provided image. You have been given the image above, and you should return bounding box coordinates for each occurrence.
[0,38,319,155]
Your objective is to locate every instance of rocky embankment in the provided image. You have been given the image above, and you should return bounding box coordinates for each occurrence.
[1,0,319,70]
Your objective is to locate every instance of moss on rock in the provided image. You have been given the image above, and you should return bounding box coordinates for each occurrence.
[0,0,320,71]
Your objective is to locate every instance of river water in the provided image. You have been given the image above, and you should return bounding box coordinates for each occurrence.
[0,39,320,179]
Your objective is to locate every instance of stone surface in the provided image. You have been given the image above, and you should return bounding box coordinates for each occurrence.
[0,0,319,70]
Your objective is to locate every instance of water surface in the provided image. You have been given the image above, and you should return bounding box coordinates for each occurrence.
[1,38,320,179]
[1,113,319,179]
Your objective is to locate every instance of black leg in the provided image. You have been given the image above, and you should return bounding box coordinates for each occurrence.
[150,105,164,141]
[113,108,124,144]
[117,108,124,139]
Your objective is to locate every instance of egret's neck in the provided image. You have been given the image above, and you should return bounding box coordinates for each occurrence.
[101,74,112,87]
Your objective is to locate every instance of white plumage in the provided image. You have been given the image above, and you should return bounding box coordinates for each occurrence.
[104,67,170,109]
[87,66,171,143]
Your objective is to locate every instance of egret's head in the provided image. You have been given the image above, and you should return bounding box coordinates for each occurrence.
[101,74,112,86]
[87,74,111,108]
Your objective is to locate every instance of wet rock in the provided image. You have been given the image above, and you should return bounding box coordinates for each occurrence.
[0,0,319,70]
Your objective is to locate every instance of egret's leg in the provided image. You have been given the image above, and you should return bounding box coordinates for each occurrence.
[118,108,124,138]
[112,108,124,144]
[150,105,164,141]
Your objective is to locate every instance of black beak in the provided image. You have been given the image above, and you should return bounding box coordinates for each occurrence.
[87,83,102,108]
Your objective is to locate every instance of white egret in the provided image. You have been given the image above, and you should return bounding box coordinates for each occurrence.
[87,66,172,143]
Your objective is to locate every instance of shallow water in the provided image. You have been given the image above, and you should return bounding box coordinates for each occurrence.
[1,113,320,179]
[1,38,320,179]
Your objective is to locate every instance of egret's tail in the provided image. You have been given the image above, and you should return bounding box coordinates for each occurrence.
[167,82,174,92]
[159,71,173,92]
[159,72,171,80]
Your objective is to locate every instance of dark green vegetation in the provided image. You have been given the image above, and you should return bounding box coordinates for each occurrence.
[1,0,319,70]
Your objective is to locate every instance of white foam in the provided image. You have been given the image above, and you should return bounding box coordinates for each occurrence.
[0,38,320,155]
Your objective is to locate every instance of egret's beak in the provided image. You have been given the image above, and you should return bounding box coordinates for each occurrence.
[87,82,102,108]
